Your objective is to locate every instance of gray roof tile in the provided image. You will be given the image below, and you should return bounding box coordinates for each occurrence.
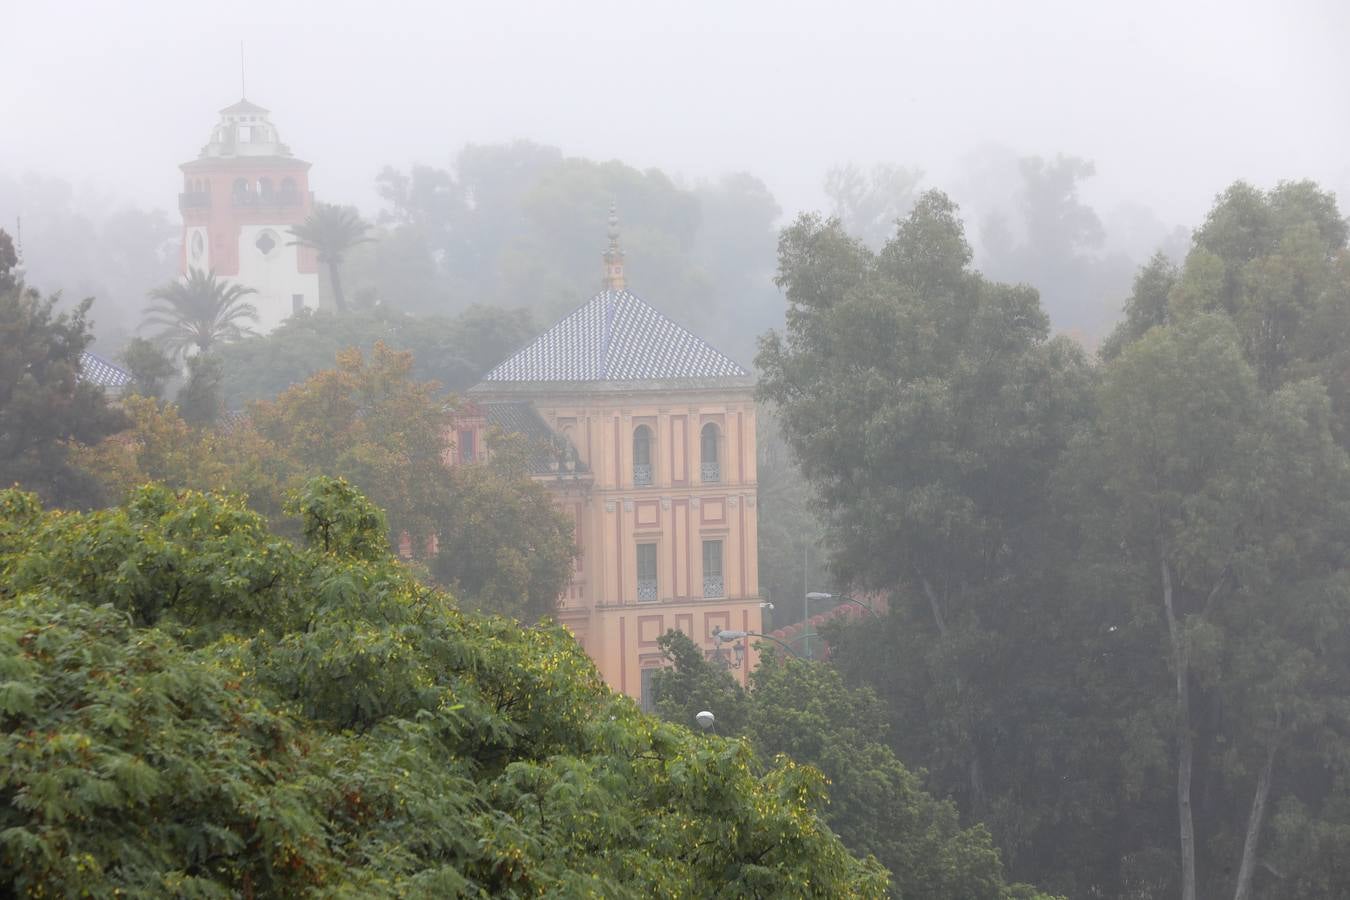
[79,352,133,389]
[481,290,747,384]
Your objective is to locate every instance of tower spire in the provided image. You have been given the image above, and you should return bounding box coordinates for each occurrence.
[602,202,625,291]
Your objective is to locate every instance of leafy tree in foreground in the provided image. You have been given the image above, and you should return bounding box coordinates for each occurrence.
[289,203,374,313]
[0,480,887,897]
[143,267,258,359]
[0,282,125,506]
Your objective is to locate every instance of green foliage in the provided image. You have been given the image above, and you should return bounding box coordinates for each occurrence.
[213,303,536,408]
[248,342,453,551]
[0,229,17,292]
[288,203,375,313]
[143,267,258,359]
[375,143,783,363]
[651,631,1045,900]
[766,178,1350,898]
[757,194,1093,869]
[0,483,888,897]
[429,459,575,622]
[119,335,177,399]
[0,282,126,507]
[651,630,751,736]
[1064,311,1350,899]
[288,474,388,562]
[176,352,224,426]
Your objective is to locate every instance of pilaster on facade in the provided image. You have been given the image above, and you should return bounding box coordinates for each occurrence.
[462,242,763,702]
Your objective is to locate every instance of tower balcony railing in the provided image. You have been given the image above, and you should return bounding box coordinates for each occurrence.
[179,191,211,209]
[702,574,725,599]
[701,461,721,483]
[637,578,658,603]
[232,190,305,209]
[633,464,653,487]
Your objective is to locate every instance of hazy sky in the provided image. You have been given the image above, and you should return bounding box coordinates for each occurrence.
[3,0,1348,230]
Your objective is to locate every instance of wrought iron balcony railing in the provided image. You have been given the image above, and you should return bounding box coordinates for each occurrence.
[702,574,725,599]
[637,578,658,602]
[633,464,653,487]
[701,461,721,483]
[232,190,305,208]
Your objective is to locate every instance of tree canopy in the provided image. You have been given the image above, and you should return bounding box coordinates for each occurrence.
[758,179,1350,898]
[0,480,888,897]
[143,267,259,359]
[212,303,536,409]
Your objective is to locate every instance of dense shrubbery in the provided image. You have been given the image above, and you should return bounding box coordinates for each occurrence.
[0,480,886,897]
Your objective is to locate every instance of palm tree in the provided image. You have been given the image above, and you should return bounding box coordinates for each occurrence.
[143,268,258,358]
[288,203,374,313]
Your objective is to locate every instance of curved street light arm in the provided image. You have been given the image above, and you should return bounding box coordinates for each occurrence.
[805,591,880,619]
[712,628,804,659]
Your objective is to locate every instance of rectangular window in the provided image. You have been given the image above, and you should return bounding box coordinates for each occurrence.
[702,540,724,598]
[637,543,657,602]
[640,667,659,712]
[458,429,476,463]
[292,294,304,314]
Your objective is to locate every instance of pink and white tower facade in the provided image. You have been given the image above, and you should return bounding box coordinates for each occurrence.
[178,99,322,332]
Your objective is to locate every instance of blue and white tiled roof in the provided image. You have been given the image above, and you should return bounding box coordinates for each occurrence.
[78,351,133,390]
[482,290,747,384]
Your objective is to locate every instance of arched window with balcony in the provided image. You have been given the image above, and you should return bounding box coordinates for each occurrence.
[633,425,653,486]
[257,176,273,199]
[700,423,720,483]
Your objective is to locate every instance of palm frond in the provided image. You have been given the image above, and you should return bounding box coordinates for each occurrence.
[141,268,260,357]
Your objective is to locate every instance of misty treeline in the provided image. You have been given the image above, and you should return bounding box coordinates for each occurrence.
[757,180,1350,899]
[6,140,1180,366]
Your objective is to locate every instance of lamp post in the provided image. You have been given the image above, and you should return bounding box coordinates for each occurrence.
[803,589,811,659]
[711,626,803,663]
[805,591,880,619]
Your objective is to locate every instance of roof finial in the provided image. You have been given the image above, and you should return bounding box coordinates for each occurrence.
[602,201,625,292]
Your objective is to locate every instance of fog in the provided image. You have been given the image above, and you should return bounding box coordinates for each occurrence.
[3,0,1348,345]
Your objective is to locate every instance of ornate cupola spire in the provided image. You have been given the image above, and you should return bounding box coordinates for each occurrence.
[602,202,626,291]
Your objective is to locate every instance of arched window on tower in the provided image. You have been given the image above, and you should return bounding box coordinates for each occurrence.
[701,423,720,483]
[232,178,250,207]
[633,425,653,487]
[257,177,273,200]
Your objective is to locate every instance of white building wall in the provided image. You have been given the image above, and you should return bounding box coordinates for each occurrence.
[231,224,321,333]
